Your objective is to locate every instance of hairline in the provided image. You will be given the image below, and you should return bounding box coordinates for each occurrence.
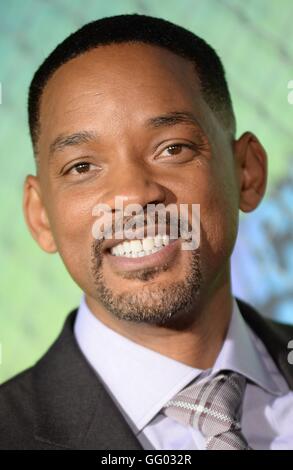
[33,40,236,158]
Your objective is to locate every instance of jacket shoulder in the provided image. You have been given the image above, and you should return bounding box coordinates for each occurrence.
[267,317,293,338]
[237,297,293,389]
[0,366,36,449]
[237,297,293,342]
[0,308,79,449]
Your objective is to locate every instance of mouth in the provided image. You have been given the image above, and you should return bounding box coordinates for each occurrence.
[105,234,182,272]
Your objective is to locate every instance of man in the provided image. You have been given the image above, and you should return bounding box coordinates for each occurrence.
[0,13,292,450]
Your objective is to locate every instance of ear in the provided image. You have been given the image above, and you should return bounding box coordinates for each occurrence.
[23,175,57,253]
[233,131,268,213]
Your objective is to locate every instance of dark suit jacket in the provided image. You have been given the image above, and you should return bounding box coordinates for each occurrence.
[0,298,293,450]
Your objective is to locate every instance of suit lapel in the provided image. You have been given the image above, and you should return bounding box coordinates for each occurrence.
[32,309,143,450]
[237,298,293,390]
[33,300,293,449]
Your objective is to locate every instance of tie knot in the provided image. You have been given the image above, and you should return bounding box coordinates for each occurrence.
[162,370,251,450]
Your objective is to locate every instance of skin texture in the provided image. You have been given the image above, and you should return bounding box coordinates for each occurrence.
[23,43,267,368]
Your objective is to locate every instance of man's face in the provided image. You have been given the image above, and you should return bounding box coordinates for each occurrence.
[27,43,242,325]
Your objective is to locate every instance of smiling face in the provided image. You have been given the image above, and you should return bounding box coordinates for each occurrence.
[24,42,267,327]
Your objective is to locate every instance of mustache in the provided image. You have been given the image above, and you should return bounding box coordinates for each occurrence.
[101,211,190,240]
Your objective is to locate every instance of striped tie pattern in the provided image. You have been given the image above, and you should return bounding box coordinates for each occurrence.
[162,371,252,450]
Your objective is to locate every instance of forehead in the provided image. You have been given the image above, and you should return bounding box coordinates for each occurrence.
[39,43,210,150]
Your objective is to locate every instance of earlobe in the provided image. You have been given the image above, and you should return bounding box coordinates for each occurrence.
[235,132,268,213]
[23,175,57,253]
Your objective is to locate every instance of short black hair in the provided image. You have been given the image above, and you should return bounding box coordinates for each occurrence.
[28,13,236,153]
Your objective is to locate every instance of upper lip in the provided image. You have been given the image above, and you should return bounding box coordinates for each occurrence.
[103,237,125,253]
[102,225,176,253]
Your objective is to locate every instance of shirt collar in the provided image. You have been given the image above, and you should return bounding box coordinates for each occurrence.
[74,295,284,433]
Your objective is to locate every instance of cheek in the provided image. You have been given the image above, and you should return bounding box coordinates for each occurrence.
[182,165,239,260]
[46,196,95,281]
[200,175,239,263]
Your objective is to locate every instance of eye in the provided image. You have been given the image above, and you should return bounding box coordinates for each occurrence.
[160,143,198,159]
[64,161,97,175]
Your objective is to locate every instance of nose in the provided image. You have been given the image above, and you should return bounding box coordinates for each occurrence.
[105,158,167,211]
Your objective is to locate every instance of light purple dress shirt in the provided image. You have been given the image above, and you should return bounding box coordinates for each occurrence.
[74,295,293,450]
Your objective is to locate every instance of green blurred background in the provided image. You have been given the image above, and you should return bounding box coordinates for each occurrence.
[1,0,293,383]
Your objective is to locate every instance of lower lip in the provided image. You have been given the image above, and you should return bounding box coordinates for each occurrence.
[105,238,181,272]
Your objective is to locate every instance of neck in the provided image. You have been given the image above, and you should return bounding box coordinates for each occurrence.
[85,268,233,370]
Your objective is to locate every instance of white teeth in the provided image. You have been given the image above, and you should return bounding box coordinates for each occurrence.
[142,237,154,251]
[126,247,160,258]
[123,241,131,254]
[162,235,170,246]
[110,235,171,257]
[131,240,143,253]
[154,236,163,248]
[117,244,124,256]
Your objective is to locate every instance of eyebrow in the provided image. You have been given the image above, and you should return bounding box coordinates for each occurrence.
[49,130,98,157]
[145,111,201,130]
[48,111,202,158]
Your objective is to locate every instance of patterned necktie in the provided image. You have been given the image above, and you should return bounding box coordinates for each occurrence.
[162,370,252,450]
